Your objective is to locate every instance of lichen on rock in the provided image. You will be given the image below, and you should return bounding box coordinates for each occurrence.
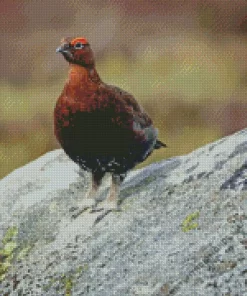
[0,226,18,281]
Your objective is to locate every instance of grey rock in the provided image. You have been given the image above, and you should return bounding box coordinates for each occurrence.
[1,128,247,295]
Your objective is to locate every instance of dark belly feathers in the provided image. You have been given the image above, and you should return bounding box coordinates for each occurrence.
[55,107,157,173]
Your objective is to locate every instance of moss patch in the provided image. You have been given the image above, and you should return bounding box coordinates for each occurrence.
[17,245,33,260]
[61,275,74,296]
[76,264,88,274]
[62,264,89,295]
[181,211,200,232]
[65,277,73,296]
[0,226,18,281]
[44,264,89,293]
[2,226,18,245]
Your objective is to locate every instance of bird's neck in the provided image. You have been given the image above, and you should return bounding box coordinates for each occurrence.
[67,64,101,91]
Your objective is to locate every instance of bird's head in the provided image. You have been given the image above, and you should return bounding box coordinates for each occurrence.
[56,37,95,67]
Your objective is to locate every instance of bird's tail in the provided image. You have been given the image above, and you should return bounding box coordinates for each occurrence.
[154,139,167,149]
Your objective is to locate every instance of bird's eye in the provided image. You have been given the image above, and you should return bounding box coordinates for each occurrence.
[74,42,84,49]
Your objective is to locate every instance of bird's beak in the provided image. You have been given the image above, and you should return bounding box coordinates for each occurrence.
[56,46,64,53]
[56,43,70,53]
[56,44,73,60]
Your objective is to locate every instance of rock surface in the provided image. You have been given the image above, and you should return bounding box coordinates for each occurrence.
[1,129,247,295]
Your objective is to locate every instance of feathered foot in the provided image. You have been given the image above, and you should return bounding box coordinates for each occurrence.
[71,171,104,219]
[94,173,125,224]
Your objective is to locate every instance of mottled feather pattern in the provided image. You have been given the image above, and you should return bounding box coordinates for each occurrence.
[54,37,166,213]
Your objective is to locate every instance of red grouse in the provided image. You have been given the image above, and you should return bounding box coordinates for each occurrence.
[55,37,166,216]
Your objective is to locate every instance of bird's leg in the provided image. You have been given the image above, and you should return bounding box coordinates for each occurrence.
[71,171,104,218]
[93,173,126,224]
[86,171,104,199]
[107,174,122,208]
[101,173,126,210]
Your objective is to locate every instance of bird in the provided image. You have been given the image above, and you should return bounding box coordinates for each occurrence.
[54,37,166,218]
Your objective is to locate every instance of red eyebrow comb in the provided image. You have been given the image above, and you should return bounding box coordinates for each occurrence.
[70,37,89,45]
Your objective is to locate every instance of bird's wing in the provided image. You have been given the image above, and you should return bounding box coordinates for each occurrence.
[107,85,157,144]
[107,85,152,126]
[114,89,166,148]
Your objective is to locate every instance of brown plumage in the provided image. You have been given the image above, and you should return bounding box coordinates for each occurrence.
[54,37,166,216]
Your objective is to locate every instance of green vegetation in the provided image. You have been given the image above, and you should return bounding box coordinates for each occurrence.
[76,264,89,274]
[44,265,89,292]
[61,275,74,296]
[17,245,33,260]
[0,226,18,281]
[181,211,200,232]
[2,226,18,245]
[65,277,73,296]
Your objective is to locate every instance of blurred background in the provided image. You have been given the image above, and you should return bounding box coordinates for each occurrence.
[1,0,247,178]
